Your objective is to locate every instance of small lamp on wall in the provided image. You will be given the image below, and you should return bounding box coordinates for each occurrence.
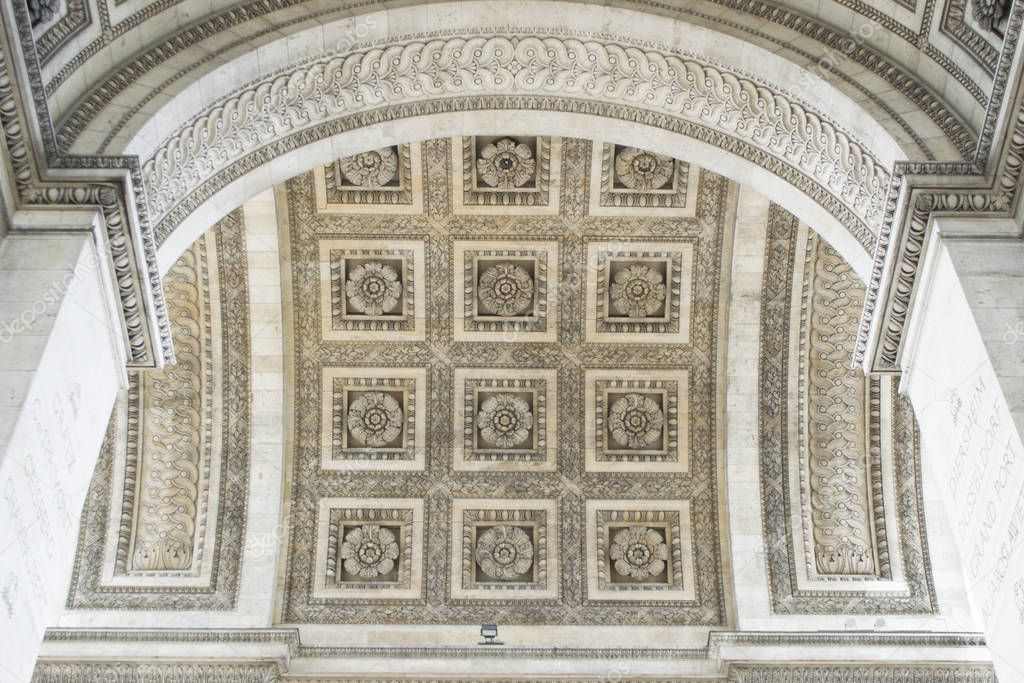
[479,624,502,645]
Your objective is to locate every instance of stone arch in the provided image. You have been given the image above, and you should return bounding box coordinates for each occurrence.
[97,3,912,276]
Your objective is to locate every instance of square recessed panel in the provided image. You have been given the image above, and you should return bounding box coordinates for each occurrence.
[453,368,558,472]
[584,241,693,344]
[584,369,689,473]
[313,498,425,601]
[320,367,427,471]
[453,240,559,342]
[450,498,559,601]
[585,499,695,603]
[452,136,561,215]
[318,239,425,341]
[313,144,424,215]
[588,143,697,217]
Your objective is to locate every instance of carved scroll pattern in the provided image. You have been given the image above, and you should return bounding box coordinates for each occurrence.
[128,242,211,571]
[803,238,877,576]
[66,211,249,609]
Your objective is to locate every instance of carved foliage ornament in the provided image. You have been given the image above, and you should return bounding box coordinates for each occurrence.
[339,148,399,187]
[347,392,403,447]
[478,262,535,316]
[476,393,534,448]
[475,525,535,579]
[615,147,674,190]
[970,0,1012,35]
[27,0,61,27]
[144,37,888,236]
[610,525,670,579]
[477,138,536,188]
[346,261,402,315]
[608,393,664,449]
[610,265,667,318]
[340,524,401,579]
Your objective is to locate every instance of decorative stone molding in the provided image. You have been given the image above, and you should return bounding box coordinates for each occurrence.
[313,498,425,601]
[800,237,881,577]
[942,0,1001,75]
[320,367,427,471]
[31,659,997,683]
[43,0,980,164]
[759,204,935,613]
[313,144,424,214]
[0,24,172,368]
[66,212,250,609]
[588,143,698,216]
[584,241,694,344]
[729,665,998,682]
[856,2,1024,372]
[32,0,86,62]
[141,35,888,249]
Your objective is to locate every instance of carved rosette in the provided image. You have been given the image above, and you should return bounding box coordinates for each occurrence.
[339,524,401,579]
[345,261,403,315]
[608,393,664,449]
[609,526,669,579]
[614,147,674,190]
[475,525,535,580]
[346,391,404,447]
[609,265,667,318]
[477,262,535,316]
[476,393,534,448]
[477,138,536,188]
[339,148,399,187]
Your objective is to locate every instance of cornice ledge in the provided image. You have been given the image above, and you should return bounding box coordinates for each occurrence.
[855,1,1024,373]
[2,0,173,368]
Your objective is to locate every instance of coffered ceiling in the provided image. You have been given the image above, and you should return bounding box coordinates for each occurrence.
[65,134,936,659]
[279,136,729,626]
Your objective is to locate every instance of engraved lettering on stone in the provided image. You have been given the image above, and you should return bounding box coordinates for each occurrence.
[475,526,534,580]
[614,148,674,190]
[608,393,664,449]
[477,138,535,188]
[478,262,535,316]
[339,524,401,579]
[610,265,667,318]
[610,526,669,579]
[476,393,534,448]
[345,261,402,315]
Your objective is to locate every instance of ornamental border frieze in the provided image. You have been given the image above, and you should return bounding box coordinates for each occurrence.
[65,211,251,610]
[45,0,978,164]
[140,34,889,246]
[29,661,999,683]
[758,203,936,614]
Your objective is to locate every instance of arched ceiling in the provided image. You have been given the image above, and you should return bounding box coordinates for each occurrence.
[59,136,943,671]
[36,0,1008,164]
